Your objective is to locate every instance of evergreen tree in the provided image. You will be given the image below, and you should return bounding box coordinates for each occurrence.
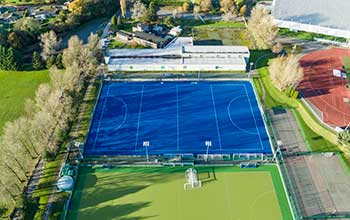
[117,15,122,25]
[143,1,157,22]
[32,51,44,70]
[0,45,6,70]
[111,15,116,25]
[6,47,19,70]
[46,55,56,68]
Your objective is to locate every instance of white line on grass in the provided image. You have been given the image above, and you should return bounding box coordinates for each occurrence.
[92,86,111,152]
[210,85,223,150]
[135,85,145,151]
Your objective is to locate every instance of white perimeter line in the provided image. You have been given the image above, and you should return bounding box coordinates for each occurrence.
[210,85,223,150]
[243,84,264,150]
[92,86,111,152]
[176,85,180,151]
[134,85,145,151]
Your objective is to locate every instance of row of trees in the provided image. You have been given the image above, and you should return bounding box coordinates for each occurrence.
[0,34,100,218]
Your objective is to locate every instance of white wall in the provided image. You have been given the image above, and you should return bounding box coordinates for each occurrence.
[108,63,247,72]
[274,19,350,39]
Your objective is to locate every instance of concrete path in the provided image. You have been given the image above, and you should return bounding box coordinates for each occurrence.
[25,159,44,198]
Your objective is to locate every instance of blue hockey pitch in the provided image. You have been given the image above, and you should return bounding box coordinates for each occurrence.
[84,81,272,156]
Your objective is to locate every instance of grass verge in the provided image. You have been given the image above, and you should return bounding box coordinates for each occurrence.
[0,70,49,133]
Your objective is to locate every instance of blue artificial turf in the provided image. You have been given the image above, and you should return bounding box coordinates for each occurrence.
[84,81,272,156]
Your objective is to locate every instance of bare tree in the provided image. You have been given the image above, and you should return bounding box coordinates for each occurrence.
[268,54,304,91]
[193,5,201,18]
[120,0,127,17]
[220,0,235,13]
[272,42,283,54]
[247,7,279,49]
[131,0,147,20]
[40,30,61,60]
[200,0,213,12]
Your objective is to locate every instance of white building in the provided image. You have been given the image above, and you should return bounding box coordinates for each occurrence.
[272,0,350,39]
[105,38,250,72]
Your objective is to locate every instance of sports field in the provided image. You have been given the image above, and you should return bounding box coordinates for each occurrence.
[85,81,271,156]
[67,166,292,220]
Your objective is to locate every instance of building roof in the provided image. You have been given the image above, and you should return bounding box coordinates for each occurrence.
[109,57,246,66]
[183,46,250,54]
[117,30,133,37]
[273,0,350,33]
[134,31,165,44]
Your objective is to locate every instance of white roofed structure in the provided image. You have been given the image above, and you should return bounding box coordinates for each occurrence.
[106,37,250,72]
[272,0,350,38]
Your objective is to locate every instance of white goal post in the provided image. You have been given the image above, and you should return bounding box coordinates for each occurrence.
[184,168,202,190]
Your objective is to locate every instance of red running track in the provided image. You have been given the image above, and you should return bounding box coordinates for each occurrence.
[299,48,350,127]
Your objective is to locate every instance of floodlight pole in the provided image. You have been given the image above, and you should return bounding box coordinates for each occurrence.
[205,140,212,162]
[143,141,150,163]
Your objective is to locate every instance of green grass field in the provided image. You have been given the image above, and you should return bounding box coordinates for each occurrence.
[193,28,250,46]
[67,166,292,220]
[0,70,49,133]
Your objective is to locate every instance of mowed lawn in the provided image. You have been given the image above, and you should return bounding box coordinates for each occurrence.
[0,70,50,132]
[194,28,251,46]
[67,166,292,220]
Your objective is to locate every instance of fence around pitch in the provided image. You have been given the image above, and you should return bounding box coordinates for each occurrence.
[263,112,304,220]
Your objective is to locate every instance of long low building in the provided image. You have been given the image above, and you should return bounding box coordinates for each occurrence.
[105,38,250,72]
[272,0,350,39]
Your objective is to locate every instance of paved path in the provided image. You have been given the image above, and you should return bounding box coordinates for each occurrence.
[275,36,329,55]
[25,159,44,197]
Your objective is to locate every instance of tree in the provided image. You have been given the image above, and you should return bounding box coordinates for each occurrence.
[111,15,116,25]
[117,15,122,25]
[40,30,61,61]
[268,54,304,91]
[120,0,126,17]
[247,7,279,49]
[131,0,147,20]
[183,2,190,12]
[13,17,41,35]
[5,47,19,71]
[338,131,350,147]
[163,16,174,27]
[220,0,235,13]
[143,1,158,22]
[200,0,213,12]
[272,42,283,54]
[55,53,64,69]
[46,55,56,68]
[32,51,44,70]
[239,4,247,15]
[193,5,201,18]
[0,46,6,70]
[7,31,32,49]
[172,9,178,19]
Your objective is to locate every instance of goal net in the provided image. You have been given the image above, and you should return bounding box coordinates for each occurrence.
[184,168,202,190]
